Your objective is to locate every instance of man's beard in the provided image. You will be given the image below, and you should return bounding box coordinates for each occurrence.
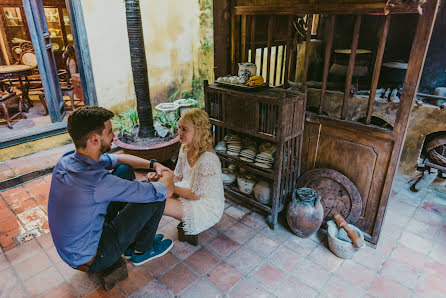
[100,139,111,154]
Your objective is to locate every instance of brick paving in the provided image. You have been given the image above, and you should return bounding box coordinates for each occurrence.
[0,148,445,297]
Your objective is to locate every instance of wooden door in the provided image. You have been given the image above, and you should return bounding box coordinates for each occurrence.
[23,0,65,122]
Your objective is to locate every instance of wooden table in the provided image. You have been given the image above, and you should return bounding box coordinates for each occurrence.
[0,64,36,111]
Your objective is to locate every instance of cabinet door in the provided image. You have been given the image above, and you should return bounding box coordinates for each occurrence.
[43,7,62,52]
[2,6,29,58]
[62,8,72,46]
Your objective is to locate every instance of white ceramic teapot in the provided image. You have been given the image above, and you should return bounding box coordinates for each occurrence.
[238,62,257,82]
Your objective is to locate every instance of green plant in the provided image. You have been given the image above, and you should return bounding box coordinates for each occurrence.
[111,106,139,140]
[167,87,183,102]
[153,110,179,136]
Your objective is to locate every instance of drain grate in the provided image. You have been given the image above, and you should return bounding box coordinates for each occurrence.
[14,228,42,245]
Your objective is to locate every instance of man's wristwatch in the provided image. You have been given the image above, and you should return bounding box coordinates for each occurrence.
[150,159,157,169]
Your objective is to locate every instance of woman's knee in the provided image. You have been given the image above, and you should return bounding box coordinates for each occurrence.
[164,198,183,219]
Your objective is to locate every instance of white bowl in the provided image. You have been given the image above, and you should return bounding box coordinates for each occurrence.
[222,168,236,185]
[155,102,179,113]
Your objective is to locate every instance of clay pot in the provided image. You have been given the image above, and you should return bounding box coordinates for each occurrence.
[286,187,324,238]
[253,180,272,205]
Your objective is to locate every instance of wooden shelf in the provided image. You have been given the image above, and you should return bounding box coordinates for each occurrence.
[224,184,272,213]
[211,119,277,142]
[217,151,275,180]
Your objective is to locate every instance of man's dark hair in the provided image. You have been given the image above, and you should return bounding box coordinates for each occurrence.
[67,106,114,148]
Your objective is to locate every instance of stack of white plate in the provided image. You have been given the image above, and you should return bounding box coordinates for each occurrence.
[226,135,242,156]
[254,152,274,169]
[239,145,257,163]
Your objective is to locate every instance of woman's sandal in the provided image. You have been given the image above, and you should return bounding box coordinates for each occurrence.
[177,222,198,246]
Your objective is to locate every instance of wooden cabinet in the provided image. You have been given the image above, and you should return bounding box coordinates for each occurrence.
[0,6,30,53]
[204,81,306,228]
[0,0,70,68]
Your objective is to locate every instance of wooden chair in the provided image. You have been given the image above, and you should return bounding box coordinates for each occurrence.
[12,41,42,89]
[39,45,81,115]
[0,91,26,129]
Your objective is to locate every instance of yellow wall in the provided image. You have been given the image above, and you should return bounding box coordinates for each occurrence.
[80,0,203,109]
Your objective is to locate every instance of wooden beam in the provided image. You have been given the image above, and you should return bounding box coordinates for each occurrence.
[234,4,419,15]
[302,14,313,84]
[320,15,335,115]
[341,14,361,120]
[366,14,391,125]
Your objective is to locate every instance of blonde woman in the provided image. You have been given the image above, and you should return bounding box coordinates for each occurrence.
[147,108,225,244]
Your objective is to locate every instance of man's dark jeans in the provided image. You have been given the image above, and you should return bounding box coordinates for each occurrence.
[88,165,165,272]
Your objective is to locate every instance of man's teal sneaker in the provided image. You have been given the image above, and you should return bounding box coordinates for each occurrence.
[131,239,173,266]
[124,233,164,259]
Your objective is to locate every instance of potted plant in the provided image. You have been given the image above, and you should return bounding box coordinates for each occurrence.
[113,0,180,162]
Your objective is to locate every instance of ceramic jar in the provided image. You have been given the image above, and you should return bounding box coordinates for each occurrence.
[253,180,272,205]
[237,174,256,195]
[286,187,324,238]
[238,62,257,82]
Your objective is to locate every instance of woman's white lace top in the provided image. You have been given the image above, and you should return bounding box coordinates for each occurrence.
[174,148,225,235]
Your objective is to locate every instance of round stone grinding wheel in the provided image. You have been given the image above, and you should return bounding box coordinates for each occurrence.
[296,168,362,224]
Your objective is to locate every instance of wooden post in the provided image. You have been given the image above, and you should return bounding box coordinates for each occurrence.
[266,16,275,85]
[320,15,335,115]
[213,0,230,78]
[283,15,293,88]
[273,45,279,85]
[366,14,391,125]
[250,16,256,63]
[231,11,241,74]
[341,14,361,120]
[373,0,440,244]
[241,15,247,62]
[280,45,285,84]
[302,14,313,84]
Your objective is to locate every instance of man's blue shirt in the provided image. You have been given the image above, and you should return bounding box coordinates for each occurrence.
[48,150,167,268]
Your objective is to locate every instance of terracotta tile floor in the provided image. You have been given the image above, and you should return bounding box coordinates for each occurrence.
[0,149,445,297]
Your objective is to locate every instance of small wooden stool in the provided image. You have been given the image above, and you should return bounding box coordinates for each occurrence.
[100,257,128,291]
[0,92,26,129]
[177,222,199,246]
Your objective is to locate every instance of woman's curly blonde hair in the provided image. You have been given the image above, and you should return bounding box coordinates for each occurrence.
[181,108,213,162]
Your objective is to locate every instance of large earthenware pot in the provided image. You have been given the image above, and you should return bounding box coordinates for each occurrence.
[286,187,324,238]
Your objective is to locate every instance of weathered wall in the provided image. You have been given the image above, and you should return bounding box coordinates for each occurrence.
[80,0,212,110]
